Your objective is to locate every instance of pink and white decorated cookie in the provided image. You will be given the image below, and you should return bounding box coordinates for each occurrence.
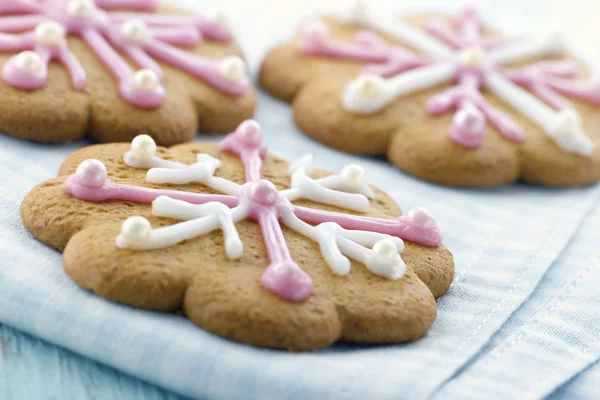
[0,0,254,144]
[21,120,454,350]
[260,2,600,188]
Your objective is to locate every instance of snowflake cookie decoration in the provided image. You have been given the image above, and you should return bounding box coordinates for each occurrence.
[63,120,443,302]
[298,3,598,155]
[22,119,454,348]
[0,0,249,108]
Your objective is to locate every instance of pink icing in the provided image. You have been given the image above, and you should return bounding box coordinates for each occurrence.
[300,21,431,78]
[0,0,246,108]
[63,120,443,302]
[301,7,600,149]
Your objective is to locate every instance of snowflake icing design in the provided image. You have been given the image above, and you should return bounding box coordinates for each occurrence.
[0,0,249,108]
[299,2,599,155]
[63,120,442,302]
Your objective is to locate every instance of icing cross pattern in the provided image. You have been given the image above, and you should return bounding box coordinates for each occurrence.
[0,0,249,108]
[62,120,443,302]
[299,2,599,155]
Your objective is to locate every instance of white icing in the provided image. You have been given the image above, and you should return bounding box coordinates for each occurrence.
[343,62,456,114]
[337,0,451,58]
[121,19,149,44]
[488,33,567,66]
[130,134,157,159]
[282,211,405,278]
[219,56,246,81]
[117,196,248,259]
[485,71,594,155]
[281,155,375,211]
[15,51,43,73]
[146,154,243,196]
[116,135,408,282]
[118,216,152,247]
[35,21,66,46]
[133,69,160,91]
[458,47,487,68]
[66,0,96,18]
[205,9,229,28]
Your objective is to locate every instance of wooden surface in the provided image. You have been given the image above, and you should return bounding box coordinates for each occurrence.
[0,323,186,400]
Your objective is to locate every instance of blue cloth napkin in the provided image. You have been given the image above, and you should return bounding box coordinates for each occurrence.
[0,91,599,399]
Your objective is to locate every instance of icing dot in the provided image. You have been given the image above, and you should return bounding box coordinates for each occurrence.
[406,208,436,229]
[66,0,96,18]
[345,0,368,23]
[454,106,486,137]
[120,216,152,246]
[75,159,107,187]
[372,239,398,264]
[219,56,246,81]
[249,180,279,206]
[121,19,148,44]
[355,74,384,98]
[339,164,365,189]
[133,69,160,91]
[206,10,229,28]
[131,134,156,159]
[34,21,66,46]
[14,51,43,73]
[238,119,262,144]
[458,47,486,68]
[553,109,581,138]
[303,20,329,43]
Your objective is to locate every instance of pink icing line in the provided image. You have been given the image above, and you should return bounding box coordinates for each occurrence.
[299,22,387,63]
[0,15,46,32]
[143,39,249,97]
[218,120,267,182]
[299,22,431,77]
[109,13,233,42]
[63,174,239,208]
[83,28,165,108]
[503,60,600,109]
[0,1,43,15]
[243,180,313,302]
[94,0,159,11]
[293,206,443,247]
[427,70,525,147]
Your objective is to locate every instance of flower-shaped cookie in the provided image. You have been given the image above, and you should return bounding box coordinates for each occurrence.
[260,3,600,187]
[21,120,454,350]
[0,0,255,144]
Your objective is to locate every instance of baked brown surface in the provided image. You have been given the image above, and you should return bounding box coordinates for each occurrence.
[21,141,454,351]
[0,5,255,145]
[260,15,600,188]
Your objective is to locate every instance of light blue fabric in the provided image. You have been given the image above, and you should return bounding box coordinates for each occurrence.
[434,200,600,399]
[550,360,600,400]
[0,91,599,399]
[2,0,600,398]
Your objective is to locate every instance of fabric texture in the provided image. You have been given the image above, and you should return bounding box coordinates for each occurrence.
[1,1,600,399]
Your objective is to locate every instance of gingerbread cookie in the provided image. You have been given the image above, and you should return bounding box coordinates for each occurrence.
[21,120,454,350]
[260,3,600,188]
[0,0,255,144]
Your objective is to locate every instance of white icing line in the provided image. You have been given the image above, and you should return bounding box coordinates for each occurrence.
[485,71,594,155]
[117,197,247,259]
[282,211,406,279]
[343,62,456,114]
[281,156,372,212]
[146,154,242,196]
[489,33,566,65]
[336,1,451,58]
